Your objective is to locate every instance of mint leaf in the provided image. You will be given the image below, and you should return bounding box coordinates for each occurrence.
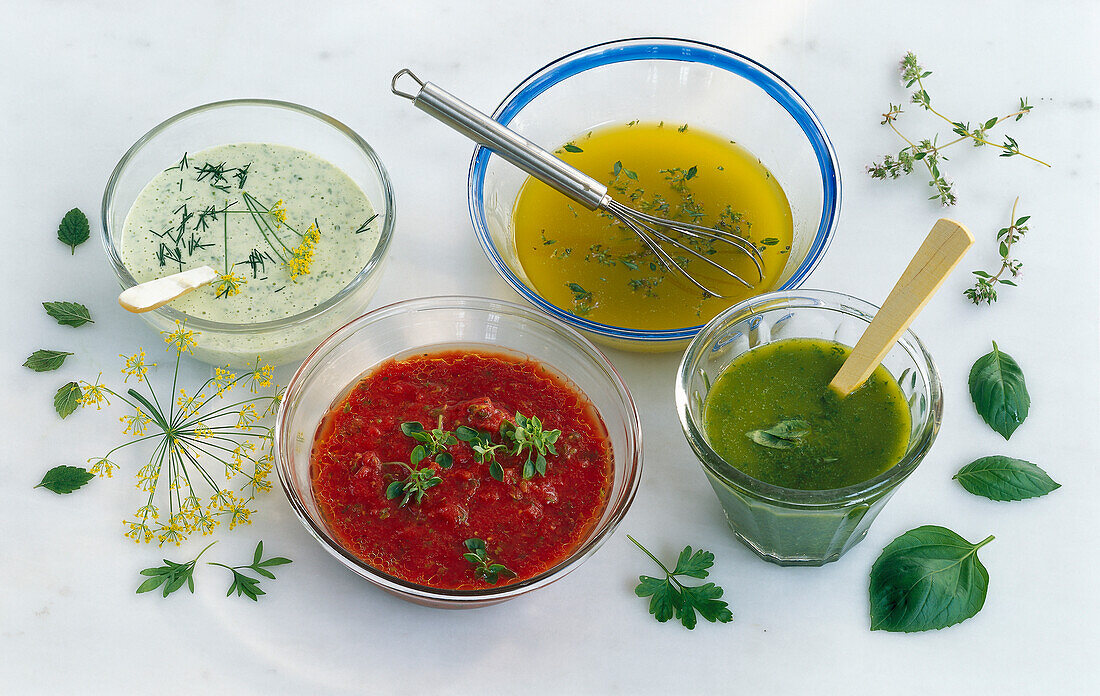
[54,381,82,418]
[35,465,93,494]
[954,456,1060,501]
[43,301,94,328]
[23,349,73,372]
[57,208,90,254]
[869,525,993,632]
[969,341,1029,439]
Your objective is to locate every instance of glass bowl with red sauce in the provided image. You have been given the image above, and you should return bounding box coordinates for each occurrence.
[275,296,642,608]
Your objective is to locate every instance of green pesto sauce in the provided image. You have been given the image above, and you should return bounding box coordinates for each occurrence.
[702,338,912,490]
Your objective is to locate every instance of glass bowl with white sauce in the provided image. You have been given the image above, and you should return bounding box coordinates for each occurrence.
[102,99,395,368]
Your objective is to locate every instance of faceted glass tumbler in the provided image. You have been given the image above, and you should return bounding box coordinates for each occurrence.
[675,290,942,566]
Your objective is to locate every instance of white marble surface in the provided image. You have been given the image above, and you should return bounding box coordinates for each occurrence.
[2,1,1098,693]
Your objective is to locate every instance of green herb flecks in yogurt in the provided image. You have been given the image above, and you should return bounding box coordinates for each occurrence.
[120,142,379,324]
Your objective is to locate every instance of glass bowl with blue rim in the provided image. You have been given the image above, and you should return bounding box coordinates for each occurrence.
[467,37,841,352]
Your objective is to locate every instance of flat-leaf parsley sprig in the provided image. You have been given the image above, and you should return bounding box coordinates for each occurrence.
[628,535,733,630]
[79,321,283,546]
[868,52,1049,206]
[965,197,1030,305]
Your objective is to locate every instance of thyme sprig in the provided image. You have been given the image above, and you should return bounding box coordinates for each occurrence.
[965,198,1030,305]
[401,418,458,469]
[462,538,517,585]
[384,459,443,507]
[868,52,1049,206]
[456,426,507,481]
[502,412,562,480]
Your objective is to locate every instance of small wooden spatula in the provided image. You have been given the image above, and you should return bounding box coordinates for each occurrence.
[118,266,218,313]
[829,219,974,397]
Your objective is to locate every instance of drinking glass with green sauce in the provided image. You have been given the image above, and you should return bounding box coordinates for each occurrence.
[676,290,942,566]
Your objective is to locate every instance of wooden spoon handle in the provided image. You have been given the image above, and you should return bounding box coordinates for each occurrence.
[829,218,974,397]
[118,266,218,313]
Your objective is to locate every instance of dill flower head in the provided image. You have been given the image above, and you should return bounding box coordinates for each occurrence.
[120,349,155,383]
[88,457,119,478]
[245,357,275,393]
[212,368,236,396]
[286,222,321,280]
[163,321,198,355]
[78,374,111,410]
[213,271,247,299]
[124,520,154,544]
[269,199,288,226]
[120,410,151,436]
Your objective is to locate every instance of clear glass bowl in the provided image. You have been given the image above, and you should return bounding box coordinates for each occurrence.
[468,37,841,352]
[101,99,396,368]
[676,290,942,566]
[274,296,642,607]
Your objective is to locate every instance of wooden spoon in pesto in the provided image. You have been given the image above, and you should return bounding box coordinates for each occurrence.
[829,218,974,397]
[118,265,217,313]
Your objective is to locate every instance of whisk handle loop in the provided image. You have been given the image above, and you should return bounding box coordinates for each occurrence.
[394,70,608,210]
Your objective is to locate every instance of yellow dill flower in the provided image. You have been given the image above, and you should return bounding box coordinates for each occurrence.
[120,410,151,436]
[212,367,236,395]
[120,349,155,383]
[156,521,186,547]
[227,501,254,530]
[212,271,247,299]
[124,520,154,544]
[191,421,214,439]
[176,388,205,416]
[269,199,288,226]
[181,495,202,515]
[192,509,218,536]
[88,457,118,478]
[235,404,260,429]
[136,462,160,491]
[245,357,274,393]
[286,222,321,280]
[263,386,284,417]
[135,503,159,520]
[78,374,111,410]
[163,321,198,355]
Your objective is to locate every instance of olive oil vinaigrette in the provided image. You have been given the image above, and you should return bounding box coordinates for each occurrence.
[512,122,794,330]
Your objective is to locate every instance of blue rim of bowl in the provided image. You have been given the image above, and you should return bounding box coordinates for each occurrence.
[467,37,842,343]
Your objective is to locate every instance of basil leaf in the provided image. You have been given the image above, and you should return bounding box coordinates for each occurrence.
[562,143,583,153]
[746,418,811,449]
[23,349,73,372]
[57,208,90,254]
[54,381,82,419]
[43,301,94,328]
[968,341,1029,439]
[35,465,94,494]
[869,525,994,632]
[953,456,1060,501]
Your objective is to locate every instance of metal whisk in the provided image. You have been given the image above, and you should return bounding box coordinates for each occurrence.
[391,69,765,297]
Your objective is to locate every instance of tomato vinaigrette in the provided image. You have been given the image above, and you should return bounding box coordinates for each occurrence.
[310,350,614,590]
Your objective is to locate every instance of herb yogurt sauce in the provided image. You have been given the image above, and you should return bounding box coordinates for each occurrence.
[120,142,380,324]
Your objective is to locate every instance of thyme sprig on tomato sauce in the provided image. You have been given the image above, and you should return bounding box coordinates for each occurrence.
[401,418,458,469]
[503,412,562,479]
[384,460,443,507]
[387,412,566,506]
[462,538,517,585]
[456,426,507,481]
